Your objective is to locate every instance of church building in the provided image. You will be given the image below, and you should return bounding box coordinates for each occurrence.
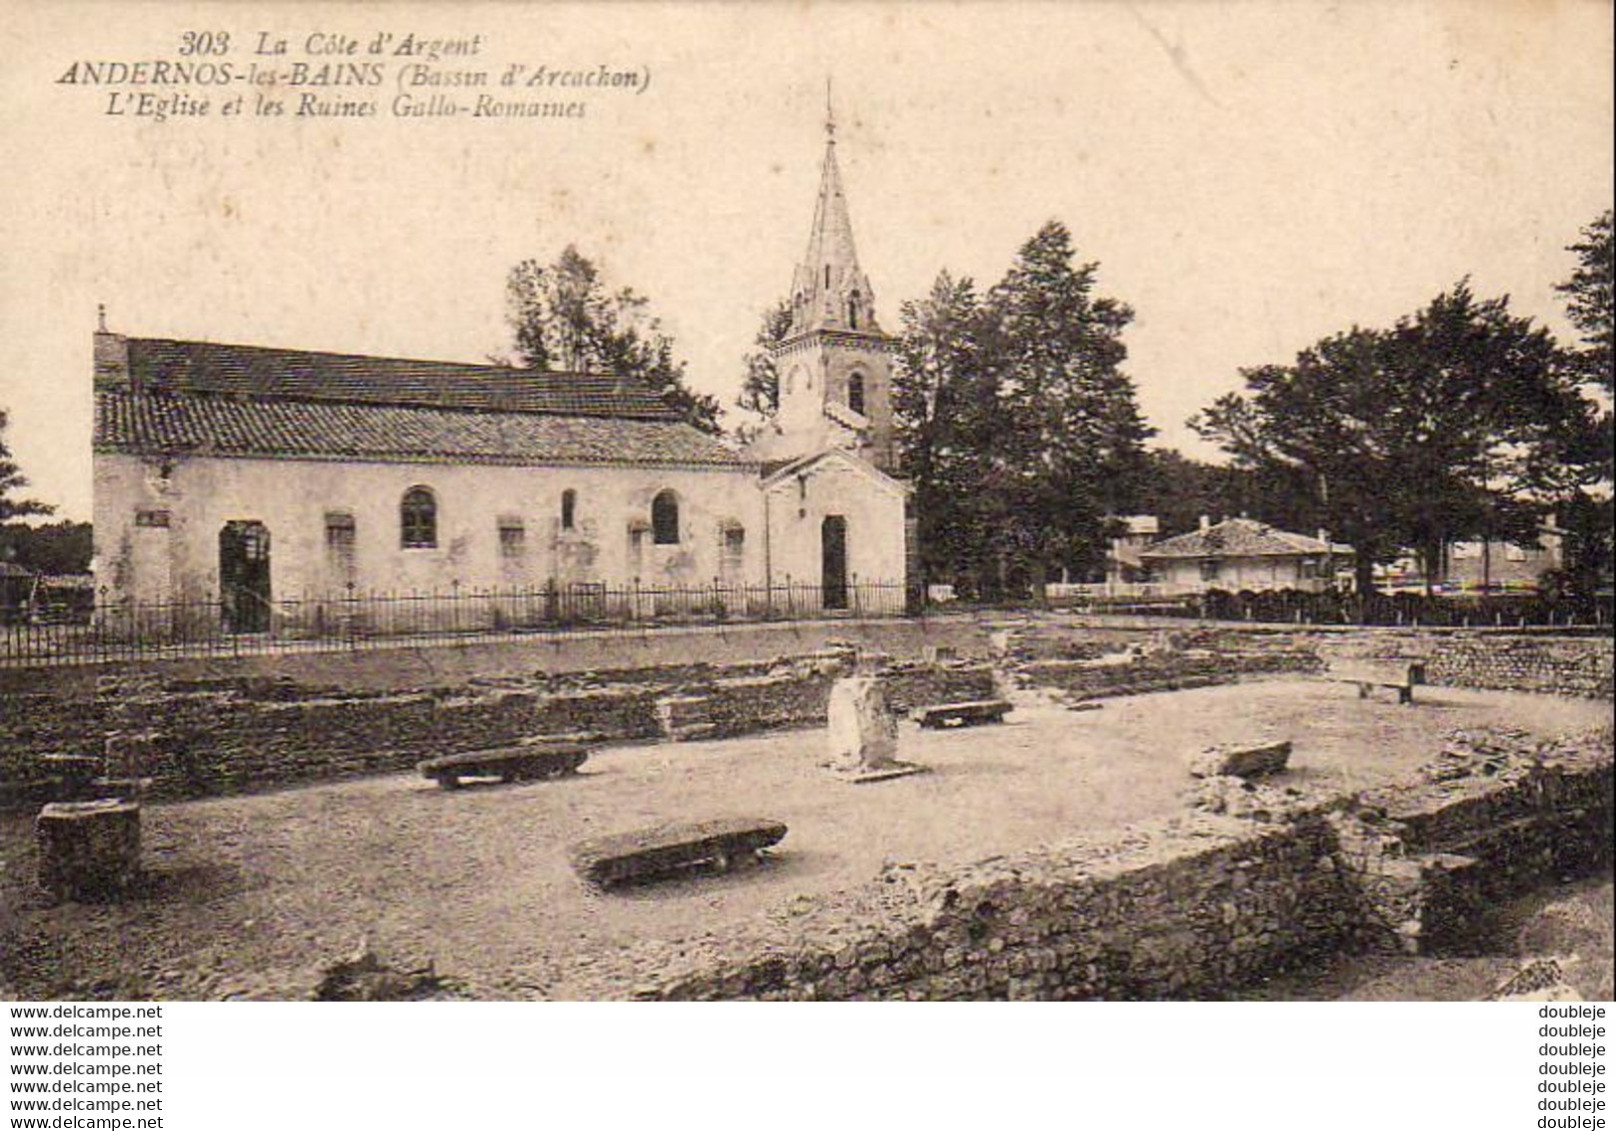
[91,113,909,633]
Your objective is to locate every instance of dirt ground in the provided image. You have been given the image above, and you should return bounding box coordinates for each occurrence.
[1,677,1608,1001]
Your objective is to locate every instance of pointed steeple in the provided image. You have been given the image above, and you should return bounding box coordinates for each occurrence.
[787,90,878,338]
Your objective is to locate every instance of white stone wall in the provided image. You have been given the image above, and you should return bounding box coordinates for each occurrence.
[762,453,907,610]
[94,452,771,604]
[1148,555,1335,594]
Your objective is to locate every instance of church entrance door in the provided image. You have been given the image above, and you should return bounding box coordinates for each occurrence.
[821,515,849,610]
[219,520,272,634]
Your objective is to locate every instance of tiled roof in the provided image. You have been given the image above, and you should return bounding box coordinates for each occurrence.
[95,391,751,469]
[1139,517,1347,559]
[121,338,680,420]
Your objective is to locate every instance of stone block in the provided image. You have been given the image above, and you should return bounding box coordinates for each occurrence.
[655,695,717,742]
[36,799,141,900]
[1188,740,1292,780]
[571,817,787,888]
[826,676,899,772]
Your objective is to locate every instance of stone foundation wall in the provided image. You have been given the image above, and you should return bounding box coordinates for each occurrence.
[590,729,1612,1001]
[1003,618,1612,700]
[0,657,995,802]
[1015,650,1318,699]
[1310,631,1612,699]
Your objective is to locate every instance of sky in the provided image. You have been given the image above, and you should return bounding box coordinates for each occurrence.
[1,0,1611,522]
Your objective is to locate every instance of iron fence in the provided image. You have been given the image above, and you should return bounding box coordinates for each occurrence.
[0,578,915,667]
[1048,586,1613,628]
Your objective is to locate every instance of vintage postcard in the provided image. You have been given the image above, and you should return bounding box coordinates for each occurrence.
[1,0,1611,1121]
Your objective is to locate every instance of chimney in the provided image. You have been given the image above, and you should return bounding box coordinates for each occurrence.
[1198,515,1211,531]
[1318,529,1329,546]
[93,304,131,390]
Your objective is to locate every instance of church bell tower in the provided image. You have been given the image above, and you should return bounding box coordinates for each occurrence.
[762,98,897,473]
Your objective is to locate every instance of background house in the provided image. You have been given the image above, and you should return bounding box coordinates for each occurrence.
[1137,516,1352,595]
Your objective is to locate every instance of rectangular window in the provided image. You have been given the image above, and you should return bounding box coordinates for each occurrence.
[498,517,526,558]
[722,525,745,574]
[1199,559,1221,582]
[325,512,356,579]
[134,510,170,528]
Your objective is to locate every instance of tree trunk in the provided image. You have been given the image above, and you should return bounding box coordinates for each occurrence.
[1353,551,1376,602]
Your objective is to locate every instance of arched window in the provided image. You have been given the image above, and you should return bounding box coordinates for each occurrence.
[400,487,437,548]
[561,489,577,531]
[848,290,861,330]
[651,489,680,545]
[848,371,866,416]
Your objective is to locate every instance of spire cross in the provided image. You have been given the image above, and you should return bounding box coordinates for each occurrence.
[825,76,835,142]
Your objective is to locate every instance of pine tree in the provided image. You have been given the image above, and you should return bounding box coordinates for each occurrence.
[986,221,1153,589]
[1551,210,1615,591]
[892,271,1003,593]
[1557,210,1613,395]
[0,410,52,525]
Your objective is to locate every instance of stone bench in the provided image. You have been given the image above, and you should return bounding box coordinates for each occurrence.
[570,817,787,889]
[419,742,591,789]
[913,699,1013,728]
[1326,664,1424,705]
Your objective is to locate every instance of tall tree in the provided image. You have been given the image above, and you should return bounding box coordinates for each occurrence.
[1552,209,1615,590]
[892,271,1004,592]
[1557,210,1613,393]
[986,221,1153,589]
[0,409,54,566]
[733,298,793,440]
[0,409,52,525]
[506,246,722,434]
[1192,281,1581,594]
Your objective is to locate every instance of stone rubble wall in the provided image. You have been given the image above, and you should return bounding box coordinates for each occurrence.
[999,618,1612,700]
[1309,631,1612,700]
[1014,651,1318,699]
[588,729,1612,1001]
[0,656,994,802]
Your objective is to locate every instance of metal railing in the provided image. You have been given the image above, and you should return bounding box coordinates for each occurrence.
[0,578,915,667]
[1043,585,1613,628]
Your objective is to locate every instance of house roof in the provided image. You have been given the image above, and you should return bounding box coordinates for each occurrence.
[1139,517,1352,560]
[119,337,681,421]
[94,390,750,469]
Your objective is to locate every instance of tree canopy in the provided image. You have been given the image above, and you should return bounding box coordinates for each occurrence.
[892,222,1153,596]
[892,271,1003,589]
[506,246,722,434]
[1557,209,1613,394]
[1,520,91,575]
[1550,209,1615,592]
[1134,449,1320,540]
[1192,281,1585,594]
[733,298,793,440]
[0,409,52,528]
